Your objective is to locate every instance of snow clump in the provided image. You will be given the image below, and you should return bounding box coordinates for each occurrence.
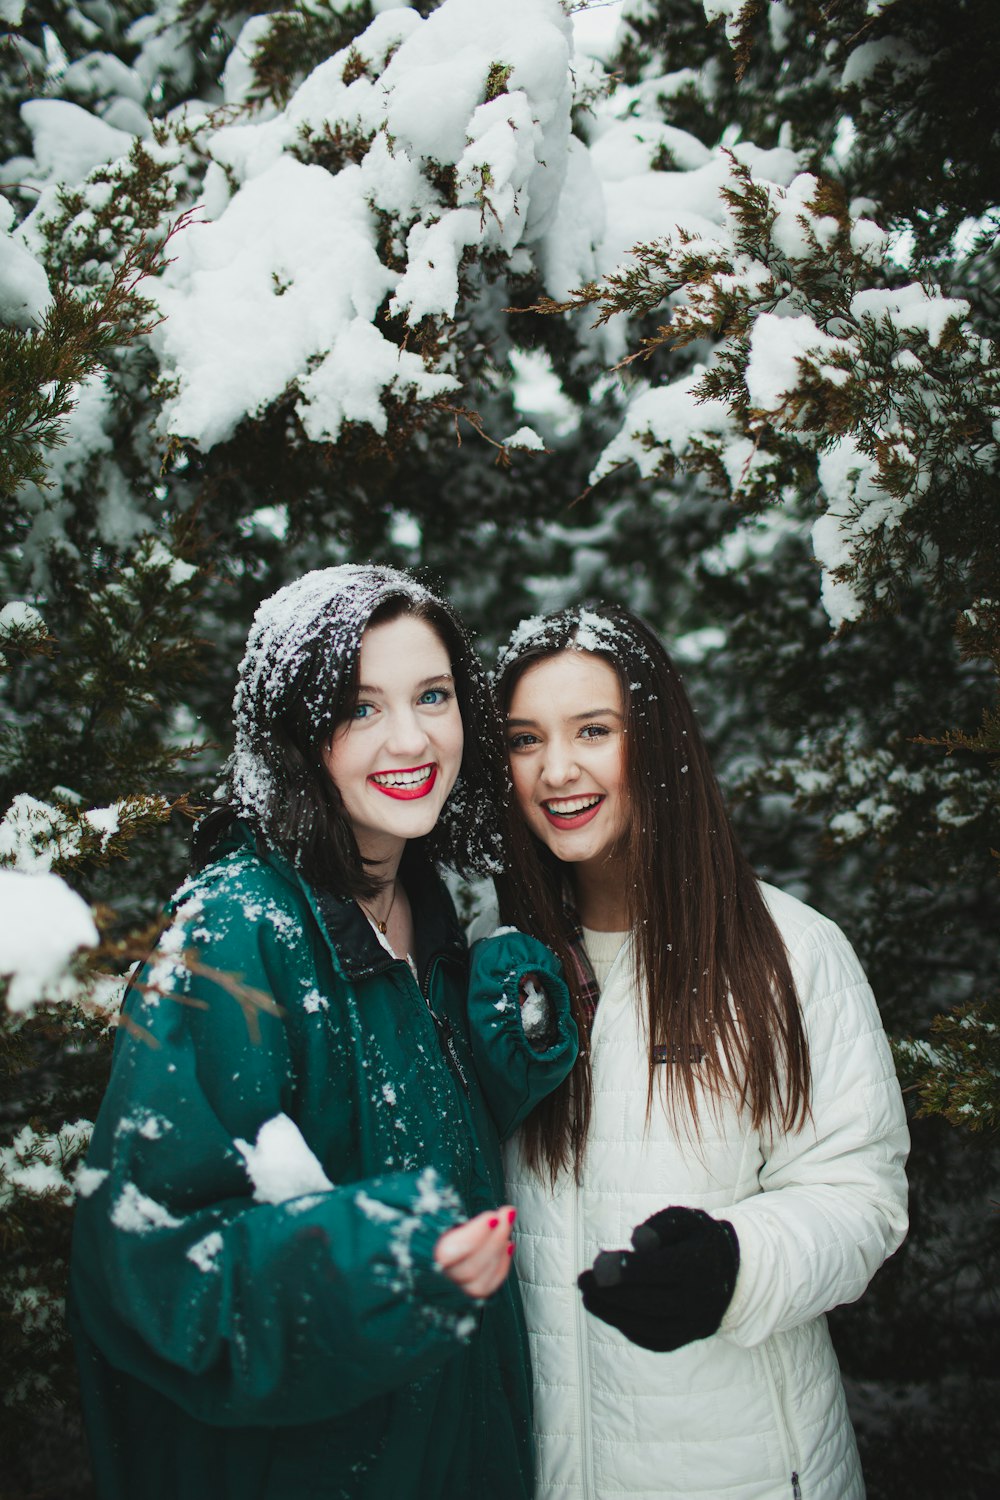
[0,870,99,1015]
[234,1113,335,1205]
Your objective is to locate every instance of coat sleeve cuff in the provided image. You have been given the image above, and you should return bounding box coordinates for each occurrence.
[467,930,578,1138]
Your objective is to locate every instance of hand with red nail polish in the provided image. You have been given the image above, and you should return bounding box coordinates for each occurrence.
[434,1205,517,1298]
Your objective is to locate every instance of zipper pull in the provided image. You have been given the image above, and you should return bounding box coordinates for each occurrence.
[791,1473,801,1499]
[420,957,471,1096]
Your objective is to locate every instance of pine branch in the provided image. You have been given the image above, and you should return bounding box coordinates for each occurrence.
[894,997,1000,1132]
[0,211,198,502]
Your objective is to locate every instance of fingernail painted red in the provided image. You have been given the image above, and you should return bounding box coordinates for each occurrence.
[508,1209,517,1225]
[488,1217,499,1229]
[507,1242,515,1256]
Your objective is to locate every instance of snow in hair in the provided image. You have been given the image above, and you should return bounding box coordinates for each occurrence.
[230,564,433,823]
[495,604,646,678]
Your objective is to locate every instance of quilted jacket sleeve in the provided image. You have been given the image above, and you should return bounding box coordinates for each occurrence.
[467,927,578,1140]
[717,904,909,1349]
[70,877,476,1430]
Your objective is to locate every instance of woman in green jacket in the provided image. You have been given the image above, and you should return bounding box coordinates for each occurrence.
[70,565,576,1500]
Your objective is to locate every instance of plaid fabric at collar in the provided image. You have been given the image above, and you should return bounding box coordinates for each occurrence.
[561,885,601,1033]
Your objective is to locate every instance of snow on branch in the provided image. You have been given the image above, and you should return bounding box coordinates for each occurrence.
[0,870,98,1015]
[576,155,997,629]
[144,0,577,450]
[895,999,1000,1133]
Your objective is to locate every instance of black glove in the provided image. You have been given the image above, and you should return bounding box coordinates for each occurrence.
[577,1206,739,1352]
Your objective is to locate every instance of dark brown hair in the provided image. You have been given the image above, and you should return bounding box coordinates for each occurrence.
[493,603,809,1181]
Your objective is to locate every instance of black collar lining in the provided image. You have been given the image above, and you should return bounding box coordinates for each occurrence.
[311,847,465,984]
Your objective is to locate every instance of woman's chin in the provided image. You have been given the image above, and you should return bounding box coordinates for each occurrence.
[380,794,451,842]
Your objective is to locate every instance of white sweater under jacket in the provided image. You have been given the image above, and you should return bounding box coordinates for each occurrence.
[497,883,909,1500]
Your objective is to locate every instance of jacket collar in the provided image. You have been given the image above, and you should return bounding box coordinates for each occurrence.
[222,822,465,984]
[312,842,466,982]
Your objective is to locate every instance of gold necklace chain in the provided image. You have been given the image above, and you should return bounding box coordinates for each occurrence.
[359,880,398,935]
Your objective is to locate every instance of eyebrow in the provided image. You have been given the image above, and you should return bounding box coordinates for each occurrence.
[355,673,454,694]
[506,707,622,727]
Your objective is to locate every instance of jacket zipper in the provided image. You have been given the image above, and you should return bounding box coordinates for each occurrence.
[356,950,473,1197]
[573,981,613,1500]
[760,1342,802,1499]
[420,957,470,1096]
[572,1181,596,1500]
[357,948,471,1098]
[303,872,472,1100]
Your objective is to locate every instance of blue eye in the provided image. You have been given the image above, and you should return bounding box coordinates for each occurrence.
[352,703,375,720]
[580,724,610,740]
[507,732,538,751]
[418,688,451,706]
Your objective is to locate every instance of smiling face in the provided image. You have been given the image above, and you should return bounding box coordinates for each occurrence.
[505,649,631,878]
[321,613,464,867]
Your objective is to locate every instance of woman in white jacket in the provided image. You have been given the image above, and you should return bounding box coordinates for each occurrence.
[473,602,909,1500]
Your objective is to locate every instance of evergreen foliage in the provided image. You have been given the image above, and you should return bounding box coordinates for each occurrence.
[1,225,180,498]
[583,0,1000,1106]
[1,1,997,1494]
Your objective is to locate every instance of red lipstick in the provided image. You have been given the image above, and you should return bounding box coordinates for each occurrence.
[368,764,438,800]
[541,795,605,830]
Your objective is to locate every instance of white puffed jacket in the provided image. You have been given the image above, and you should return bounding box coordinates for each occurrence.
[499,883,909,1500]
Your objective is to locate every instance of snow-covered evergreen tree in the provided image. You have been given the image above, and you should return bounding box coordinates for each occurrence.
[576,0,1000,1069]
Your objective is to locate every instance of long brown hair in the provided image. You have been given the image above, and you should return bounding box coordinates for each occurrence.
[493,603,810,1182]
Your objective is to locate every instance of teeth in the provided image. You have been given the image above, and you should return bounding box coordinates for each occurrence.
[545,795,602,816]
[371,767,433,788]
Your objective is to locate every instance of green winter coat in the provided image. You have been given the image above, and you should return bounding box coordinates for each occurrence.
[69,828,575,1500]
